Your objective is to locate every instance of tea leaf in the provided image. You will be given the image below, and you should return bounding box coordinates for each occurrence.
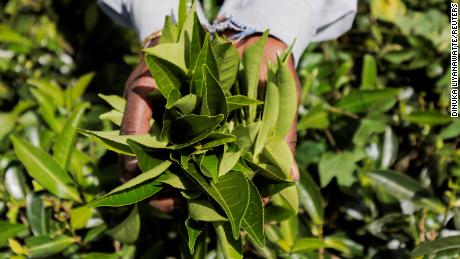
[184,163,249,239]
[11,135,81,202]
[213,222,243,259]
[188,199,228,222]
[87,161,171,207]
[274,58,297,137]
[412,236,460,257]
[200,64,227,117]
[169,114,224,149]
[185,218,204,254]
[227,95,263,112]
[297,172,324,225]
[366,170,445,213]
[242,30,268,122]
[241,178,264,248]
[261,137,294,179]
[336,89,400,113]
[292,238,328,253]
[213,42,239,92]
[78,130,166,156]
[66,72,95,107]
[219,143,242,177]
[26,235,76,258]
[0,220,27,247]
[254,82,279,157]
[145,55,183,100]
[107,206,140,244]
[191,33,219,97]
[126,140,166,173]
[53,102,89,169]
[160,16,178,44]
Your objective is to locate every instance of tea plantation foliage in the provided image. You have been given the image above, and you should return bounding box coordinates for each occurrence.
[0,0,458,258]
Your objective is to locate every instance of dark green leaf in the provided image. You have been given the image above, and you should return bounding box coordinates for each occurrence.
[87,161,171,207]
[11,135,81,202]
[366,170,445,213]
[53,102,89,169]
[241,178,264,248]
[412,236,460,257]
[185,218,204,254]
[184,163,249,239]
[0,220,27,247]
[107,206,140,244]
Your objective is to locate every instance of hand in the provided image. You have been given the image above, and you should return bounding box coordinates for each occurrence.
[119,37,181,213]
[229,33,301,181]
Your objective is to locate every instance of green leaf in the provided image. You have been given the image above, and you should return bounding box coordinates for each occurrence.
[336,89,400,113]
[70,206,93,230]
[412,236,460,257]
[213,42,240,92]
[53,102,89,169]
[145,55,183,100]
[170,94,198,114]
[188,199,228,222]
[11,135,81,202]
[219,143,242,177]
[242,31,268,122]
[144,43,186,71]
[319,151,359,187]
[79,130,166,156]
[272,184,299,215]
[198,132,236,150]
[177,0,187,31]
[241,178,265,248]
[198,152,219,180]
[30,88,62,132]
[26,235,76,258]
[254,82,279,157]
[261,137,294,179]
[439,119,460,139]
[0,220,27,247]
[183,163,250,239]
[87,161,171,207]
[107,206,140,244]
[185,218,204,254]
[200,64,227,117]
[191,33,219,97]
[274,57,297,136]
[169,114,224,148]
[99,110,123,126]
[28,79,64,107]
[297,105,329,130]
[66,72,95,107]
[126,139,165,172]
[291,238,328,253]
[98,94,126,112]
[360,54,377,89]
[227,95,263,112]
[297,172,324,225]
[404,110,452,126]
[160,16,178,44]
[366,170,445,213]
[244,158,291,182]
[26,194,49,236]
[213,222,243,259]
[188,13,206,68]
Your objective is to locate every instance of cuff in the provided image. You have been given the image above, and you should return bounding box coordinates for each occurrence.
[217,0,316,65]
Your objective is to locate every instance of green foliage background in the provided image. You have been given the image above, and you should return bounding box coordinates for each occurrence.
[0,0,459,258]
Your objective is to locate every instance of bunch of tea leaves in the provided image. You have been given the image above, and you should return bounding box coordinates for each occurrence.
[80,1,298,256]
